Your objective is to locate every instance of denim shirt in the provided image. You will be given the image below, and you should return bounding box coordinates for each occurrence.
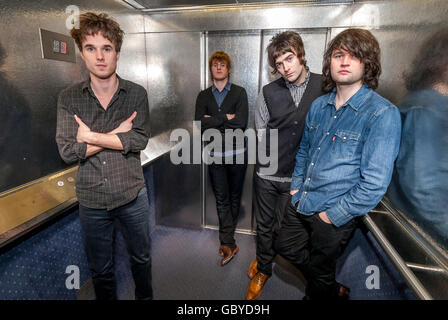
[291,84,401,227]
[387,89,448,241]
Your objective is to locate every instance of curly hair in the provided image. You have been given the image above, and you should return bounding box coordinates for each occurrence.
[322,28,381,92]
[404,28,448,91]
[70,12,124,52]
[267,31,307,75]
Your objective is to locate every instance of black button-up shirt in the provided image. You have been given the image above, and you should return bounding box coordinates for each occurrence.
[56,76,150,210]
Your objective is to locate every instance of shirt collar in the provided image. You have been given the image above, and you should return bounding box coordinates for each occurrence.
[212,81,231,93]
[82,74,128,94]
[324,84,372,111]
[286,66,310,89]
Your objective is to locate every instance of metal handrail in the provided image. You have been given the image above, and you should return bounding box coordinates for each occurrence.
[362,214,433,300]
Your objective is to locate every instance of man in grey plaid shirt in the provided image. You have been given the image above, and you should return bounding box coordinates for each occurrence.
[56,12,152,300]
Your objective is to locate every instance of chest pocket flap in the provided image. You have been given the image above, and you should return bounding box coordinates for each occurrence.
[332,129,360,159]
[335,130,360,141]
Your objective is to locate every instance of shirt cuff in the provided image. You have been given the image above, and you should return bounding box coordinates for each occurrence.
[116,132,131,154]
[291,177,303,191]
[325,204,353,227]
[74,142,87,160]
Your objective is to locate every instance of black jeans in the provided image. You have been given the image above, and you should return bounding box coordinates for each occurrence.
[79,187,153,300]
[208,162,247,247]
[253,174,290,276]
[274,199,356,299]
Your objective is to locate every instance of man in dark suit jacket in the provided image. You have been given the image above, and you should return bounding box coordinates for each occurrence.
[195,51,249,266]
[247,31,325,300]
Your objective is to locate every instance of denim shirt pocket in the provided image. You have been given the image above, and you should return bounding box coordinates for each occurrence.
[331,129,360,159]
[307,121,320,145]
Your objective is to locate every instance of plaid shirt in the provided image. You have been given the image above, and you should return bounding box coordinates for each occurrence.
[56,76,150,210]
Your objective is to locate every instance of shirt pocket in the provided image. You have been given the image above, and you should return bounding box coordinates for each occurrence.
[306,121,320,145]
[331,129,360,160]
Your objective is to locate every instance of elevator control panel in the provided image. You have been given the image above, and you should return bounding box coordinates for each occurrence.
[52,40,67,54]
[39,28,75,63]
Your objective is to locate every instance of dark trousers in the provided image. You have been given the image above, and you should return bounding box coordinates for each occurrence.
[253,174,290,276]
[274,199,356,299]
[79,187,153,300]
[208,162,247,247]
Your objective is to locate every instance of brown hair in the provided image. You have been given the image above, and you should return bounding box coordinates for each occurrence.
[70,12,124,52]
[267,31,306,75]
[322,28,381,92]
[209,51,232,73]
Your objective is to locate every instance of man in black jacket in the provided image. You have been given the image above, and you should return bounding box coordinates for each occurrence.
[246,31,324,300]
[195,51,249,266]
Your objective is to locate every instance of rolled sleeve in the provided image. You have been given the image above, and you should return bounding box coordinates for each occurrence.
[60,141,87,163]
[116,91,150,155]
[116,129,149,154]
[55,95,86,163]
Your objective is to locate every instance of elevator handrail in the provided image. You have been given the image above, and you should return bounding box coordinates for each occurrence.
[362,213,433,300]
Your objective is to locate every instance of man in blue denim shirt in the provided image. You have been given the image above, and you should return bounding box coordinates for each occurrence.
[274,28,401,300]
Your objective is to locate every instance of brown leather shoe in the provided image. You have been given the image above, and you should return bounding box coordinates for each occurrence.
[219,245,224,257]
[221,245,239,266]
[248,259,258,279]
[246,272,269,300]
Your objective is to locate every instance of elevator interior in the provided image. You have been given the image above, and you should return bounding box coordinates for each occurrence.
[0,0,447,299]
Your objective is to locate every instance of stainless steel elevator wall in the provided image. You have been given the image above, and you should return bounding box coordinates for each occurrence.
[0,0,143,193]
[3,0,448,260]
[146,31,203,228]
[204,31,261,231]
[143,0,448,254]
[144,0,447,33]
[146,32,203,137]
